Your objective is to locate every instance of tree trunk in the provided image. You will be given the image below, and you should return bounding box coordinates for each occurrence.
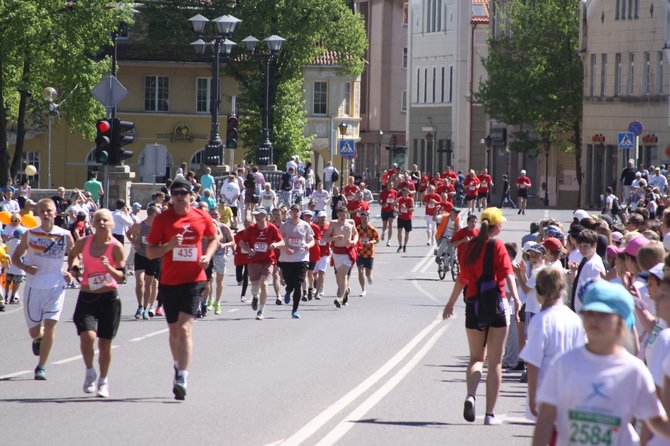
[11,59,31,181]
[574,117,582,209]
[0,51,10,186]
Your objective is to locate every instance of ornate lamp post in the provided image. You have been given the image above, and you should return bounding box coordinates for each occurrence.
[42,87,59,188]
[338,121,348,188]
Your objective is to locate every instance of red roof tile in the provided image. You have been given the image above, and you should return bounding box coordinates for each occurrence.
[312,49,340,66]
[472,0,490,24]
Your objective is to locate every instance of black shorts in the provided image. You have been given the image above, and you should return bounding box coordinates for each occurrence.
[72,290,121,339]
[5,272,24,283]
[397,219,412,231]
[464,300,508,330]
[134,253,161,276]
[518,189,528,198]
[478,192,488,199]
[159,282,206,324]
[356,257,374,269]
[307,261,316,271]
[205,261,214,281]
[230,206,238,218]
[465,195,477,202]
[112,233,124,245]
[381,210,396,221]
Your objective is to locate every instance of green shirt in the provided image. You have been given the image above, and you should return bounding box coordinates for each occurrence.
[84,179,103,201]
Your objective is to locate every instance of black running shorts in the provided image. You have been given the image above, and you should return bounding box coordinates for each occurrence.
[159,282,205,324]
[464,300,508,331]
[72,290,121,339]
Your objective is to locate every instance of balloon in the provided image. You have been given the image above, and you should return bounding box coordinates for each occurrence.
[0,211,11,225]
[21,213,39,229]
[24,165,37,176]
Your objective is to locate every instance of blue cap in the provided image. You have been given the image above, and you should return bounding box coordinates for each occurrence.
[544,225,563,240]
[13,227,26,239]
[581,280,635,329]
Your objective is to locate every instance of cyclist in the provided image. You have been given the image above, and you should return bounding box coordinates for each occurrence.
[434,202,461,271]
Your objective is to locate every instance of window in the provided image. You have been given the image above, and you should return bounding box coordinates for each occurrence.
[437,0,442,30]
[643,52,650,95]
[627,53,634,96]
[313,81,328,115]
[416,68,421,102]
[401,90,407,112]
[614,53,622,97]
[628,0,633,19]
[590,54,596,96]
[432,67,436,103]
[402,48,408,69]
[601,54,608,96]
[634,0,639,18]
[615,0,620,19]
[448,66,453,102]
[402,2,408,26]
[621,0,626,19]
[657,51,664,94]
[343,82,352,116]
[16,152,40,188]
[423,68,427,103]
[196,78,211,113]
[441,66,445,102]
[144,76,169,112]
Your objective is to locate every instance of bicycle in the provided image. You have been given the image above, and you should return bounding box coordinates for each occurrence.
[436,249,459,281]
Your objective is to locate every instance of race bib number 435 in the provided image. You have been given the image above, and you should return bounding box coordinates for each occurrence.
[173,245,197,262]
[568,410,620,445]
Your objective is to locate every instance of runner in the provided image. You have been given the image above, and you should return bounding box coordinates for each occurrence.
[313,211,330,300]
[67,209,125,398]
[355,211,380,297]
[146,178,218,400]
[463,170,480,215]
[516,169,531,215]
[233,219,251,303]
[302,210,322,302]
[11,198,75,380]
[395,188,414,253]
[278,204,314,319]
[323,208,358,308]
[208,208,235,315]
[477,168,493,211]
[238,206,284,320]
[423,184,442,247]
[310,181,330,213]
[378,182,398,247]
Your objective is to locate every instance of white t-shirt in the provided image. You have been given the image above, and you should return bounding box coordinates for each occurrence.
[649,174,668,193]
[568,248,583,265]
[5,238,25,276]
[311,190,330,211]
[279,219,313,263]
[538,346,666,446]
[259,190,276,210]
[221,181,241,206]
[574,255,606,312]
[293,176,305,192]
[524,265,544,315]
[648,327,670,387]
[323,166,335,182]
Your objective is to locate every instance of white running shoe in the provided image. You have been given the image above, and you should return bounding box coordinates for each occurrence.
[83,369,97,394]
[484,414,503,426]
[97,381,110,398]
[360,290,367,297]
[386,240,391,247]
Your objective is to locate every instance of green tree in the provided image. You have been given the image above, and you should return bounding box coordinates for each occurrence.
[0,1,133,185]
[476,0,583,206]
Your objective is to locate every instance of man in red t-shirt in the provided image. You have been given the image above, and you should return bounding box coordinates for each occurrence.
[463,170,480,215]
[396,188,414,253]
[302,211,322,302]
[477,168,493,211]
[516,169,532,215]
[314,211,330,299]
[147,178,218,400]
[450,213,480,260]
[239,206,285,320]
[343,176,359,203]
[397,174,416,196]
[423,185,442,247]
[378,183,398,247]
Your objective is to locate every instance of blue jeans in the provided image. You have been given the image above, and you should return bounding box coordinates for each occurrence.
[280,190,292,207]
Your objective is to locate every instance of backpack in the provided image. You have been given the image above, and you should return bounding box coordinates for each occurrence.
[331,169,340,183]
[280,173,292,191]
[611,196,621,215]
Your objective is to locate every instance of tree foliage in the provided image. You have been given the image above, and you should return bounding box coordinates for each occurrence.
[0,1,134,185]
[476,0,583,201]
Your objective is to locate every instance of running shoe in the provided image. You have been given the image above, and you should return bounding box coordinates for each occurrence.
[519,371,528,383]
[386,240,391,247]
[284,291,291,305]
[134,306,143,320]
[307,288,314,301]
[484,414,502,426]
[34,366,46,381]
[155,306,163,317]
[518,209,522,215]
[173,375,187,401]
[360,290,367,297]
[32,337,42,356]
[334,298,342,308]
[251,297,259,311]
[342,288,350,305]
[275,298,283,305]
[301,291,308,302]
[214,304,222,315]
[240,296,247,303]
[315,292,323,300]
[97,381,110,398]
[292,311,301,319]
[463,395,476,422]
[83,369,97,394]
[426,241,430,246]
[200,303,208,318]
[256,311,264,320]
[142,309,150,320]
[396,246,402,253]
[206,300,213,312]
[147,305,155,318]
[403,246,406,253]
[0,302,4,312]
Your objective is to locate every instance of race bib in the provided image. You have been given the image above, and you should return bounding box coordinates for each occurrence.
[400,206,408,213]
[427,202,435,209]
[319,239,327,246]
[386,198,394,204]
[360,237,369,244]
[288,236,303,248]
[172,245,197,262]
[469,184,476,190]
[568,410,620,446]
[89,272,114,291]
[481,182,487,187]
[141,236,148,244]
[254,241,268,253]
[348,195,355,201]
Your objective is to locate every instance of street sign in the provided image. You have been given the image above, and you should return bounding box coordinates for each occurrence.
[628,120,644,137]
[617,131,635,150]
[91,74,128,109]
[339,139,356,159]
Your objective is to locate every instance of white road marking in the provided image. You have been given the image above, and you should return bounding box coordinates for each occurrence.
[51,345,119,365]
[129,328,169,342]
[281,314,444,445]
[0,370,33,380]
[317,324,449,445]
[410,247,434,273]
[228,308,240,313]
[411,280,440,303]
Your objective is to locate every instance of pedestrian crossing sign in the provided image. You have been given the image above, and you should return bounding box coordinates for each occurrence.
[339,139,356,159]
[617,131,635,150]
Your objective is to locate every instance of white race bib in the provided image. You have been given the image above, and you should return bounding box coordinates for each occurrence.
[360,237,369,244]
[386,198,394,204]
[428,202,435,209]
[400,206,408,213]
[89,272,114,291]
[254,241,268,253]
[172,245,197,262]
[481,181,487,187]
[469,184,476,190]
[141,235,148,244]
[288,236,303,248]
[319,239,327,246]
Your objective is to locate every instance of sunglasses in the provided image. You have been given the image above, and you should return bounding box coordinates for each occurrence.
[11,219,19,223]
[172,190,190,197]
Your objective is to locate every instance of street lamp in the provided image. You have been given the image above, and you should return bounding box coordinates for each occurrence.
[543,141,550,206]
[242,34,286,166]
[338,121,348,188]
[188,13,241,166]
[484,135,492,170]
[377,130,383,191]
[43,86,58,188]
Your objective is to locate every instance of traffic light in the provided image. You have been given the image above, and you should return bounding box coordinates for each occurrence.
[110,118,135,165]
[94,119,112,164]
[226,115,238,149]
[204,143,222,165]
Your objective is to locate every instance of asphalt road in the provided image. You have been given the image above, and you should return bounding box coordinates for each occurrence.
[0,206,577,446]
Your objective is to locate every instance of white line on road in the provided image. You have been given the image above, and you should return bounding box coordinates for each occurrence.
[129,328,169,342]
[0,369,33,380]
[51,345,119,365]
[410,247,434,273]
[228,308,240,313]
[411,280,440,303]
[317,324,449,445]
[281,315,443,445]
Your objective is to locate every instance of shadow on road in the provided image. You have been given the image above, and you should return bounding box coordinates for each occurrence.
[353,418,452,428]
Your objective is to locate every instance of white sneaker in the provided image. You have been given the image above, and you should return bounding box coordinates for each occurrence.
[484,414,503,425]
[97,381,109,398]
[386,240,391,247]
[83,369,97,394]
[360,290,367,297]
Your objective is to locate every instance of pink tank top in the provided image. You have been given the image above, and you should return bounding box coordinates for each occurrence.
[81,236,119,290]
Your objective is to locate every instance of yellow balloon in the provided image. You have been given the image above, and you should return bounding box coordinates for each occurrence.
[0,211,11,225]
[24,165,37,176]
[21,213,39,229]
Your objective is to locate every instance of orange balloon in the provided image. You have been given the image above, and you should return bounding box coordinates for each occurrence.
[21,213,39,229]
[0,211,11,225]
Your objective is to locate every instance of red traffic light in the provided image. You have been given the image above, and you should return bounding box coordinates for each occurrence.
[96,120,111,133]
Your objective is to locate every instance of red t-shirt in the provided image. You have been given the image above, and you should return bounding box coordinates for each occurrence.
[435,180,447,195]
[397,196,414,220]
[351,200,370,226]
[346,198,361,212]
[397,181,416,192]
[379,189,397,212]
[418,176,429,191]
[464,176,480,197]
[451,227,479,258]
[423,193,442,216]
[458,237,511,301]
[147,207,216,286]
[233,230,248,266]
[308,222,322,263]
[317,223,330,256]
[344,184,359,201]
[517,176,531,189]
[241,223,283,265]
[477,174,492,193]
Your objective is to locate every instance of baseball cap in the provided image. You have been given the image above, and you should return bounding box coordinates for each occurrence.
[252,206,268,215]
[581,280,635,329]
[317,211,327,218]
[527,243,546,254]
[611,231,624,244]
[639,262,665,281]
[13,227,26,239]
[523,241,539,253]
[301,210,314,218]
[617,235,649,256]
[170,177,192,192]
[132,202,142,211]
[544,225,563,240]
[543,237,563,252]
[480,207,506,226]
[290,203,301,211]
[520,169,526,175]
[573,209,590,222]
[25,199,36,206]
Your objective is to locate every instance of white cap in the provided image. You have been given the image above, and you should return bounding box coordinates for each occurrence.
[520,169,526,175]
[574,209,590,221]
[317,211,327,218]
[522,241,538,253]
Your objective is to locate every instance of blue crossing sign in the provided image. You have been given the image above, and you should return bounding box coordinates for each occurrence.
[617,131,635,150]
[339,139,356,159]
